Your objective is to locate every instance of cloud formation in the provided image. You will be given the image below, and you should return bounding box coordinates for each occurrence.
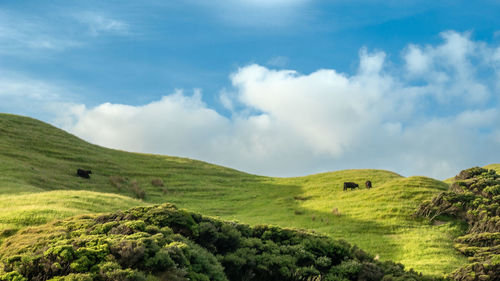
[0,11,81,54]
[15,31,500,178]
[233,0,308,8]
[0,9,130,56]
[0,69,86,131]
[76,12,129,36]
[191,0,311,27]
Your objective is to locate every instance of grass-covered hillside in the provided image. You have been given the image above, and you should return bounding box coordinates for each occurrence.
[0,113,472,276]
[484,164,500,174]
[0,191,146,239]
[0,204,442,281]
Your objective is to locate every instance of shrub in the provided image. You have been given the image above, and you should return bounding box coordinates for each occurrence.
[332,208,341,216]
[151,179,164,187]
[357,262,384,281]
[417,167,500,281]
[0,204,442,281]
[293,195,311,201]
[0,228,18,238]
[455,167,489,180]
[484,185,500,196]
[109,175,127,191]
[294,210,305,215]
[0,271,26,281]
[330,260,362,279]
[48,273,93,281]
[110,240,146,268]
[124,220,146,232]
[130,181,146,199]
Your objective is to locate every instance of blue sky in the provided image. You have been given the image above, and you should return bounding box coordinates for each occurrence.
[1,0,500,178]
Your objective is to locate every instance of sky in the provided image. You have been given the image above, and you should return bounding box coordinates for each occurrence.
[1,0,500,179]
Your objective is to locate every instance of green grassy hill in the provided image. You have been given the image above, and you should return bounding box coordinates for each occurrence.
[484,164,500,174]
[0,204,442,281]
[0,113,478,276]
[0,191,145,238]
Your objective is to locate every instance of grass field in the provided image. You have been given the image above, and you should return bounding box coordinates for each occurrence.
[0,190,145,237]
[0,113,473,276]
[484,163,500,174]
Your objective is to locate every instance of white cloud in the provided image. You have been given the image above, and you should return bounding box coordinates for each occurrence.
[0,10,129,56]
[62,32,500,179]
[455,109,497,128]
[358,48,386,75]
[230,63,383,156]
[234,0,308,8]
[69,90,229,156]
[404,44,431,75]
[402,31,492,105]
[0,11,81,54]
[0,70,83,124]
[267,56,290,68]
[219,90,235,111]
[76,12,129,36]
[7,30,500,179]
[191,0,311,27]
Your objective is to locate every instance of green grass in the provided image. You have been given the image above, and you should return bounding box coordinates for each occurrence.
[484,164,500,174]
[0,204,444,281]
[0,113,480,276]
[257,174,467,275]
[0,190,146,238]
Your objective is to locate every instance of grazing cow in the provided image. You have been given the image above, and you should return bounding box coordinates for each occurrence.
[365,180,372,189]
[343,182,359,191]
[77,169,92,179]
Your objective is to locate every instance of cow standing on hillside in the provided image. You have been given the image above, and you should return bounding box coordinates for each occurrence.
[77,169,92,179]
[343,182,358,191]
[365,180,372,189]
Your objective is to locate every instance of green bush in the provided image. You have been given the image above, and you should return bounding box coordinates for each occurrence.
[0,204,440,281]
[0,272,26,281]
[417,167,500,281]
[48,273,93,281]
[455,167,489,180]
[484,185,500,196]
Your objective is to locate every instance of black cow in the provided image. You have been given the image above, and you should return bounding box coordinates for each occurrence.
[343,182,358,191]
[77,169,92,179]
[365,180,372,189]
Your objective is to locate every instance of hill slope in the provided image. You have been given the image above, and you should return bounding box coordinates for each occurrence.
[0,113,469,275]
[0,204,441,281]
[0,190,146,239]
[484,164,500,174]
[416,167,500,280]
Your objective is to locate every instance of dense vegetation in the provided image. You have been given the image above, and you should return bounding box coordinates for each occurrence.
[416,167,500,280]
[0,114,467,275]
[0,204,443,281]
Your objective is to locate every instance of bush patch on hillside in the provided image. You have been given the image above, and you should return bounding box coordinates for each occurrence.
[151,179,164,187]
[0,204,441,281]
[416,167,500,280]
[108,176,146,199]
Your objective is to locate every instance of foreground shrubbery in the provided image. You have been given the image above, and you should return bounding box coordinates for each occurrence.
[0,204,440,281]
[416,167,500,281]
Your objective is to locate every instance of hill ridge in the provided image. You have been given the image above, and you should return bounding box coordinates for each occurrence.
[0,113,481,275]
